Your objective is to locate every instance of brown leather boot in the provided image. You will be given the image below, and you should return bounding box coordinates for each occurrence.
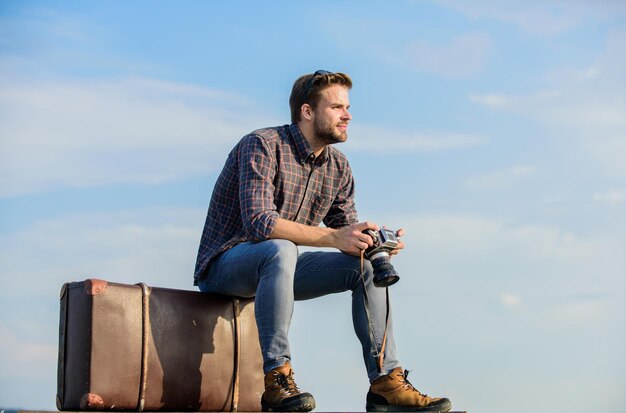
[366,368,451,412]
[261,361,316,412]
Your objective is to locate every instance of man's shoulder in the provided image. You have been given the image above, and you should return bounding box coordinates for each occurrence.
[247,125,290,142]
[237,125,296,156]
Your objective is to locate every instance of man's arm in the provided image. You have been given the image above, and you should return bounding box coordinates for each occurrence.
[270,218,379,256]
[323,160,358,229]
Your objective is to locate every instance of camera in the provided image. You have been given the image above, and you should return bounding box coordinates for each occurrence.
[363,228,400,287]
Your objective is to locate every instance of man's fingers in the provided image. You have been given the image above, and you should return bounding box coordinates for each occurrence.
[353,221,379,232]
[360,231,375,244]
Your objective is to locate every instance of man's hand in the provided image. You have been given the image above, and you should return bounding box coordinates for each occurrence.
[388,228,406,257]
[270,218,406,257]
[333,221,380,256]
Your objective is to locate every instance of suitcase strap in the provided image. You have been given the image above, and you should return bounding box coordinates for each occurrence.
[137,283,150,412]
[232,299,242,412]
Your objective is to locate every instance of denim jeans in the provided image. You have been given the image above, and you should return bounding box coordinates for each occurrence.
[197,239,399,382]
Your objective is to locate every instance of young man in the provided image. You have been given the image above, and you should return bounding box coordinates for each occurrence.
[194,71,451,412]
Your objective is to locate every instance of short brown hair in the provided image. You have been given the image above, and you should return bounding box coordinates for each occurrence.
[289,71,352,123]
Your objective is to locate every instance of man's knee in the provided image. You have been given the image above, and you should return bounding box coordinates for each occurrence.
[262,239,297,257]
[259,239,298,269]
[336,253,375,290]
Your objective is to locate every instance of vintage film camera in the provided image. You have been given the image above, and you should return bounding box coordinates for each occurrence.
[363,228,400,287]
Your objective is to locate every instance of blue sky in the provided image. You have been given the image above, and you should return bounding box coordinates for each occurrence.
[1,1,625,412]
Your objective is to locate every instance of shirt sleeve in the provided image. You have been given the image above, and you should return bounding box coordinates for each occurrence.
[238,134,280,241]
[323,161,359,228]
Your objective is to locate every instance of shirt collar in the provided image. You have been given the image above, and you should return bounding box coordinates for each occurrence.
[289,123,329,165]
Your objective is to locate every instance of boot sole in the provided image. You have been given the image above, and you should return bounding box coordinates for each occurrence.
[366,398,451,412]
[262,393,316,412]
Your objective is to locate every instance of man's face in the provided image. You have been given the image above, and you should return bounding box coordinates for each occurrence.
[312,84,352,145]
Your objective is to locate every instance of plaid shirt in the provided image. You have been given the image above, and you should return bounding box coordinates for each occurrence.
[194,123,358,284]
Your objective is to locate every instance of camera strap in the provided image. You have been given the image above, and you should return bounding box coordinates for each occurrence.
[360,250,391,373]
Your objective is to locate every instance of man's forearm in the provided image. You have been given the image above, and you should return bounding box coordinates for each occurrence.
[269,218,380,256]
[269,218,337,248]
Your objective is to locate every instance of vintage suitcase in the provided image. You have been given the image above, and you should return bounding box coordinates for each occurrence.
[57,279,264,411]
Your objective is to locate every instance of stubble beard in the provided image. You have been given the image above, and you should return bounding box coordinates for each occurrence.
[314,116,348,145]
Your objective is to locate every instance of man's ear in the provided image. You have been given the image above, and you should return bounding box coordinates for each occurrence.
[301,103,314,121]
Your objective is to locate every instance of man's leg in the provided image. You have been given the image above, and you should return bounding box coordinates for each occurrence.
[295,251,452,412]
[197,239,298,372]
[197,240,315,412]
[294,251,400,382]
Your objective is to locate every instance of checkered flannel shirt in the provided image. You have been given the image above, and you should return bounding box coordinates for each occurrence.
[194,123,359,285]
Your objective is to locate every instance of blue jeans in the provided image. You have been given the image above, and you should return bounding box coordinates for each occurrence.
[197,239,399,382]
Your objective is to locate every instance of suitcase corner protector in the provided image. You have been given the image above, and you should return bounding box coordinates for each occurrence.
[84,279,108,295]
[80,392,105,410]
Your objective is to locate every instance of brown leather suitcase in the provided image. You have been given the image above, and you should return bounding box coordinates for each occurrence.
[56,279,264,411]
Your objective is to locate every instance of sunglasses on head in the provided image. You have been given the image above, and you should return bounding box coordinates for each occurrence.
[303,70,333,96]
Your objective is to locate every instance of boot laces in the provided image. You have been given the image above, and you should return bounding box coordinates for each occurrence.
[274,371,300,396]
[399,369,428,397]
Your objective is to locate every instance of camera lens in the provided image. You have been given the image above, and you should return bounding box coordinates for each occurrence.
[370,254,400,287]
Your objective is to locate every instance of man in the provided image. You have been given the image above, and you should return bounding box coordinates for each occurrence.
[194,70,451,412]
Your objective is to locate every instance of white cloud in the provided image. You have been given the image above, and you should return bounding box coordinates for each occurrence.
[465,165,537,191]
[470,89,563,110]
[500,292,522,307]
[435,0,626,36]
[321,13,491,78]
[406,32,491,78]
[0,75,274,198]
[0,72,489,199]
[470,28,626,179]
[468,93,513,109]
[549,296,613,327]
[388,213,625,315]
[593,189,626,204]
[0,323,57,379]
[346,124,487,153]
[0,207,205,295]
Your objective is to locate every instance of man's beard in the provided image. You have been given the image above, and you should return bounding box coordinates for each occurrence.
[314,116,348,145]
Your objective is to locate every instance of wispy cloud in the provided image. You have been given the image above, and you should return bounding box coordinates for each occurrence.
[500,292,522,307]
[0,71,488,198]
[406,32,491,78]
[435,0,626,36]
[0,323,57,379]
[0,207,205,294]
[0,75,275,198]
[346,124,487,153]
[321,13,491,78]
[593,189,626,205]
[469,27,626,178]
[388,212,626,328]
[465,165,537,191]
